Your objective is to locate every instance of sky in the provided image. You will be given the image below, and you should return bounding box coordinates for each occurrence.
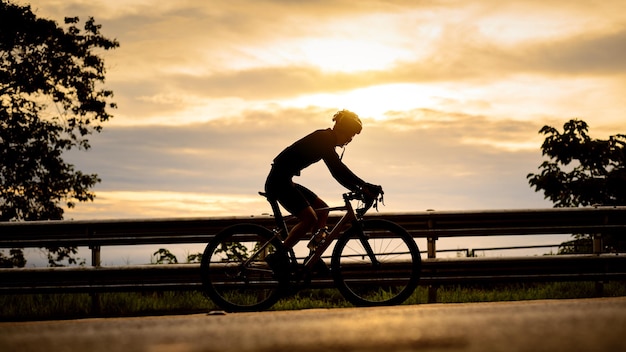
[15,0,626,263]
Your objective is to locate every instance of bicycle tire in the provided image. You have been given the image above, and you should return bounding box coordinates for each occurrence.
[200,224,288,312]
[331,219,421,306]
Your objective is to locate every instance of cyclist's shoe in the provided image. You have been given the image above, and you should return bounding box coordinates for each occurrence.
[265,253,290,280]
[307,227,329,252]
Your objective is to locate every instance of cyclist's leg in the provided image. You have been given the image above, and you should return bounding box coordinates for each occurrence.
[273,183,326,249]
[283,206,317,248]
[293,186,331,275]
[310,196,329,229]
[265,176,329,251]
[294,184,329,231]
[265,174,315,248]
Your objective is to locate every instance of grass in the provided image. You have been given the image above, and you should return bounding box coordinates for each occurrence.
[2,281,625,321]
[0,291,215,321]
[406,281,626,304]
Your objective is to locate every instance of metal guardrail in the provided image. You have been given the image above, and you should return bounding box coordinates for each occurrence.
[2,206,625,255]
[1,255,624,294]
[1,206,625,303]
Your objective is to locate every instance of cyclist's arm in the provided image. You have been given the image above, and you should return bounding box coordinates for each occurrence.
[322,152,365,192]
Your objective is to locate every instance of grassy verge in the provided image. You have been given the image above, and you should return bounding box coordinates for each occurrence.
[2,281,625,321]
[0,291,216,322]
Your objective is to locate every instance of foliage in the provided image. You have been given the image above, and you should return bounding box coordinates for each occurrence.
[0,1,118,266]
[215,241,251,261]
[151,249,202,264]
[186,252,202,263]
[0,248,25,268]
[557,235,593,255]
[44,246,86,267]
[527,119,626,252]
[152,248,179,264]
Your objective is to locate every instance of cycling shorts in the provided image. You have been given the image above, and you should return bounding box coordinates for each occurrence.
[264,167,319,215]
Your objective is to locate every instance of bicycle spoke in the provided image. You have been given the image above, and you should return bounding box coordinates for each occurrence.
[332,219,421,306]
[201,224,287,312]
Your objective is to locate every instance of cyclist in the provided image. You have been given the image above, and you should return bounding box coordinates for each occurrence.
[264,109,381,256]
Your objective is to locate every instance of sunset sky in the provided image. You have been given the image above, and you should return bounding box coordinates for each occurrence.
[17,0,626,262]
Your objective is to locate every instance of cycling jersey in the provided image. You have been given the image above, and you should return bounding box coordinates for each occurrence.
[265,128,364,214]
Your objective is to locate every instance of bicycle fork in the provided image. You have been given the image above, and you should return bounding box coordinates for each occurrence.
[350,221,381,268]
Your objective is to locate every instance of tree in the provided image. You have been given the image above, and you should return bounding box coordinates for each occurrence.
[527,119,626,253]
[0,1,119,266]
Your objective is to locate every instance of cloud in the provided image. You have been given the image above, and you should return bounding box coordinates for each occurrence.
[24,0,624,130]
[164,67,378,100]
[110,22,626,110]
[106,23,626,110]
[519,28,626,75]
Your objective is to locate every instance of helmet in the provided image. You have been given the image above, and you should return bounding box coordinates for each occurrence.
[332,110,362,134]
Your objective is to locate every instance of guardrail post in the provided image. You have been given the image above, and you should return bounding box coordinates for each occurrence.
[426,215,438,302]
[592,234,603,255]
[427,236,437,259]
[87,226,101,315]
[427,235,438,303]
[593,229,605,296]
[89,247,101,314]
[91,245,101,267]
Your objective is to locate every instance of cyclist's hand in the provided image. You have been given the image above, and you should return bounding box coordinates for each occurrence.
[362,183,383,200]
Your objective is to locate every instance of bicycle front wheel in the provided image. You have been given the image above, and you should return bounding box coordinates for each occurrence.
[200,224,287,312]
[331,219,421,306]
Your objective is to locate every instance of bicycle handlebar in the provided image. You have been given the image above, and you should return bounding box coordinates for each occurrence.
[344,185,384,218]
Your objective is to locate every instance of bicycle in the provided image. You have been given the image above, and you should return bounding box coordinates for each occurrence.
[200,187,421,312]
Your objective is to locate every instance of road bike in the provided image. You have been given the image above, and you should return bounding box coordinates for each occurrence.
[200,188,421,312]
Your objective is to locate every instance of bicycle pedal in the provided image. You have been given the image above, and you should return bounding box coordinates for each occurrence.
[265,253,290,280]
[311,260,330,276]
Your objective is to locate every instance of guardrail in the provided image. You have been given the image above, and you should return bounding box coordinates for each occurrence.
[1,206,625,304]
[1,255,625,295]
[2,206,625,259]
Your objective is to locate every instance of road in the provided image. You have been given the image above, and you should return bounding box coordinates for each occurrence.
[2,297,626,352]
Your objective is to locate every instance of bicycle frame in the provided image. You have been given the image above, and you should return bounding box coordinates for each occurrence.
[249,191,381,276]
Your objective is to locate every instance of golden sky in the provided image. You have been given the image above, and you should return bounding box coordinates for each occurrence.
[22,0,626,221]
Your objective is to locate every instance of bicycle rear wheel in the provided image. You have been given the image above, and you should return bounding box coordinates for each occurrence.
[200,224,288,312]
[331,219,421,306]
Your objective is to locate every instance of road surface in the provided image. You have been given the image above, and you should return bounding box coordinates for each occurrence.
[2,297,625,351]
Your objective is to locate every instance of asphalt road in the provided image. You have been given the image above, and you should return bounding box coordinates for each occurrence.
[2,297,625,352]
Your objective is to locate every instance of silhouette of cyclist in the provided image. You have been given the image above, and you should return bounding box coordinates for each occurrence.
[264,109,381,252]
